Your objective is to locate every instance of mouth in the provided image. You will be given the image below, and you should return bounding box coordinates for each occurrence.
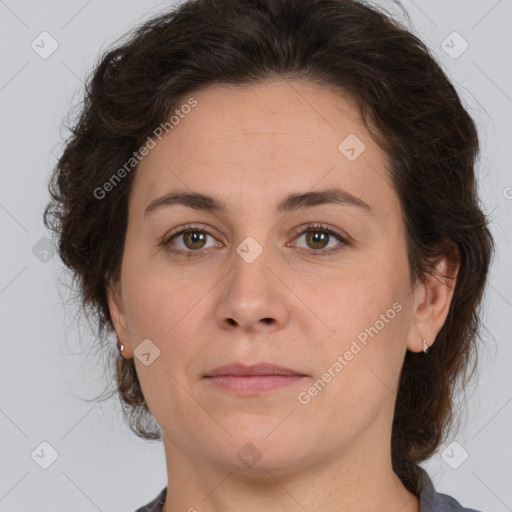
[204,362,306,377]
[204,362,308,395]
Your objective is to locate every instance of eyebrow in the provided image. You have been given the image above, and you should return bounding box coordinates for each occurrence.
[144,187,373,217]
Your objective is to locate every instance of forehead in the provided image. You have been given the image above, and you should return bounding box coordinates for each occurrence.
[130,79,398,222]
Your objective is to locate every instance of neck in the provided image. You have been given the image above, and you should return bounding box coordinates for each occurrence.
[160,427,419,512]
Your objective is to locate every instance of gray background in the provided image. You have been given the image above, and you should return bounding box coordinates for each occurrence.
[0,0,511,510]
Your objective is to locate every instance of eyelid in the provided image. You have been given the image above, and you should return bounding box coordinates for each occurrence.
[290,222,348,241]
[163,223,221,243]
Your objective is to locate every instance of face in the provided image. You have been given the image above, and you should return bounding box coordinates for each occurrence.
[108,79,444,475]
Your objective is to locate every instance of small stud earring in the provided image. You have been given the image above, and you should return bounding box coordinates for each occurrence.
[116,337,126,358]
[422,338,429,354]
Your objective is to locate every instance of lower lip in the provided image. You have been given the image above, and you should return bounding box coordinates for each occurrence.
[205,375,306,395]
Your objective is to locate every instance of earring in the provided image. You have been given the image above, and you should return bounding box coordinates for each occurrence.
[116,336,126,358]
[416,325,429,354]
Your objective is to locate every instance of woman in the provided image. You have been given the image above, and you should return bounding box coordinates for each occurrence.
[44,0,494,511]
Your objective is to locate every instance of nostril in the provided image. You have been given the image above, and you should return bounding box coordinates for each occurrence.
[261,318,274,324]
[226,318,237,326]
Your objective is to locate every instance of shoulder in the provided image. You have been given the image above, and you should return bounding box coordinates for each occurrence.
[426,489,484,512]
[133,487,167,512]
[416,466,484,512]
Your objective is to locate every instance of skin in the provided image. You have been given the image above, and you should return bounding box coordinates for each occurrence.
[107,79,459,512]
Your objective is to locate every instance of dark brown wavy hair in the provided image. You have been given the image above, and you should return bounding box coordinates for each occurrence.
[44,0,494,491]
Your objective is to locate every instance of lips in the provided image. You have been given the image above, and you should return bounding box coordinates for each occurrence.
[204,362,307,395]
[204,362,306,378]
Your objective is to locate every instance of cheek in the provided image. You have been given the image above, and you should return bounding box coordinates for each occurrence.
[120,246,202,339]
[121,265,211,401]
[295,261,409,400]
[291,264,402,343]
[297,304,408,442]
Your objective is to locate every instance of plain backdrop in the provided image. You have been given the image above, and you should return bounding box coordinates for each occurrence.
[0,0,511,511]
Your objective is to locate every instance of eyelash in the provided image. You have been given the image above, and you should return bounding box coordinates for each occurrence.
[161,223,350,259]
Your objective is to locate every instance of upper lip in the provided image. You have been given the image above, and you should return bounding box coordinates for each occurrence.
[204,362,306,377]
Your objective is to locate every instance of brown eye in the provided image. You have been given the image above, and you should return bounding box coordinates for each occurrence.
[305,230,330,250]
[291,224,349,256]
[181,230,208,250]
[163,226,220,255]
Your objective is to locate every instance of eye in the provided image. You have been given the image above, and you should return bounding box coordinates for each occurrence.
[162,224,222,257]
[290,223,349,256]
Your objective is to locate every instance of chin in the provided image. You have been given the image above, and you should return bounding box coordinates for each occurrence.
[206,427,308,473]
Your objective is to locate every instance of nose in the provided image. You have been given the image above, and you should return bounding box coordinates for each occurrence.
[213,245,290,333]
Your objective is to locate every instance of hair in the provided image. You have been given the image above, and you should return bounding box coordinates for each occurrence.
[44,0,494,492]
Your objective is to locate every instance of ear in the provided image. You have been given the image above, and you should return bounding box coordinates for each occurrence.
[106,278,132,357]
[407,239,460,353]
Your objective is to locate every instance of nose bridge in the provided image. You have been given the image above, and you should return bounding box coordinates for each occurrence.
[213,233,290,330]
[229,235,276,304]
